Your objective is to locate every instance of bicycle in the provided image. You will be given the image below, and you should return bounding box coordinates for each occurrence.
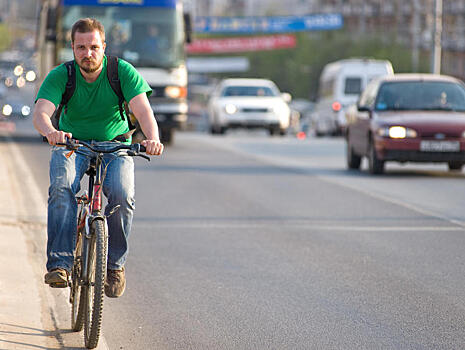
[57,138,149,349]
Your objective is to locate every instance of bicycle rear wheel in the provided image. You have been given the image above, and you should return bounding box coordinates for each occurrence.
[70,231,85,331]
[84,219,108,349]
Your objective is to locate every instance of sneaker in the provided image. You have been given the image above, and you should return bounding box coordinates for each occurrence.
[105,268,126,298]
[44,268,69,288]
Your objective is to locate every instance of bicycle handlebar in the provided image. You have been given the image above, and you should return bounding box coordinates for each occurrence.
[57,139,149,160]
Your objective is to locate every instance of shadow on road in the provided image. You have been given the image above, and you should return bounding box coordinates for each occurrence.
[0,322,83,350]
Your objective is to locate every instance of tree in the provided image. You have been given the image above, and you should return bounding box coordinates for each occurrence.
[0,24,11,52]
[201,31,427,100]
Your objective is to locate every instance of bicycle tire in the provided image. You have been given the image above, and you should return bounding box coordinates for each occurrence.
[84,219,108,349]
[70,231,85,331]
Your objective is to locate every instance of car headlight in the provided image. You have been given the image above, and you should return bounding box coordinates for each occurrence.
[165,86,187,99]
[377,126,417,139]
[2,104,12,116]
[16,76,26,88]
[14,65,23,76]
[272,105,289,116]
[25,70,36,82]
[21,105,31,116]
[224,104,237,114]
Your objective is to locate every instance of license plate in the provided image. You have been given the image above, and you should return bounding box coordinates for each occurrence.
[420,140,460,152]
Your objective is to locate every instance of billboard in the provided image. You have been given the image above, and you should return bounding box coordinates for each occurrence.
[194,14,343,34]
[187,57,250,73]
[186,35,296,54]
[63,0,177,7]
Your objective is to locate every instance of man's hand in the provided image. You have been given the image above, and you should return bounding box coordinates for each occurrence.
[46,130,73,146]
[141,139,164,156]
[129,93,164,155]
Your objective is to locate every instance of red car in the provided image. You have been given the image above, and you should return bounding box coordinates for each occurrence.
[345,74,465,174]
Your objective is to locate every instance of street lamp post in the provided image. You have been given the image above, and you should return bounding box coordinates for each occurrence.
[411,0,420,72]
[431,0,442,74]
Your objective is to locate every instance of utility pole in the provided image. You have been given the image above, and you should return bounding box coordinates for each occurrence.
[431,0,442,74]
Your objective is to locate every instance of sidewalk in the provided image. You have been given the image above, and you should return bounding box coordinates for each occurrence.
[0,137,111,350]
[0,139,63,349]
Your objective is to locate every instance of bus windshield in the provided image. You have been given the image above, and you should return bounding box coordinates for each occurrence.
[59,5,185,68]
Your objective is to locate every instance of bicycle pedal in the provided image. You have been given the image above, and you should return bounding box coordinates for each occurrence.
[49,281,69,288]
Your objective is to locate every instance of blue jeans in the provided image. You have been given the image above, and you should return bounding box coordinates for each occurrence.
[47,142,135,272]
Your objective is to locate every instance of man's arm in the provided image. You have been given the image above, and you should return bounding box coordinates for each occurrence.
[33,98,72,145]
[129,92,164,156]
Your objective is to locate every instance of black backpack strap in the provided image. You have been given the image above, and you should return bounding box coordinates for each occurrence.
[62,60,76,105]
[50,60,75,130]
[106,55,135,131]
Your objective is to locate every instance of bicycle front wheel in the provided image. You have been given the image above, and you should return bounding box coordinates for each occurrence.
[70,231,85,331]
[84,219,108,349]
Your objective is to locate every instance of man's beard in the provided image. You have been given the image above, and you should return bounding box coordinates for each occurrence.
[77,56,103,73]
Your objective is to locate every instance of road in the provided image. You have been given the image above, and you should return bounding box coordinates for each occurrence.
[6,111,465,349]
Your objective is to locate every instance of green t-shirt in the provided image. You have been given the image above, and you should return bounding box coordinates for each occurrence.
[35,56,151,142]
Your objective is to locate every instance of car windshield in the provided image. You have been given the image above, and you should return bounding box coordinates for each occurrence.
[221,86,277,97]
[375,81,465,112]
[59,5,185,68]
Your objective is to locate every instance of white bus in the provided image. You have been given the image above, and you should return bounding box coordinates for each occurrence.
[36,0,192,144]
[311,58,394,136]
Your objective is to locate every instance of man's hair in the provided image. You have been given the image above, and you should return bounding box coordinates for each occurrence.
[71,18,105,43]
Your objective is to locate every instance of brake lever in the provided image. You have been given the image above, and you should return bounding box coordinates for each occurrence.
[127,151,150,161]
[138,154,151,161]
[56,141,79,151]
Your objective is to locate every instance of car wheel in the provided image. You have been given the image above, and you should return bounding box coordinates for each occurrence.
[448,162,463,171]
[269,126,279,136]
[346,139,361,170]
[368,141,384,175]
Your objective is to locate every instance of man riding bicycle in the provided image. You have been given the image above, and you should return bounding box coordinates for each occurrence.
[33,18,163,298]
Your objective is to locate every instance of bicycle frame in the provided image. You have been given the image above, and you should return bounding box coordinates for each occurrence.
[80,154,108,286]
[89,156,103,213]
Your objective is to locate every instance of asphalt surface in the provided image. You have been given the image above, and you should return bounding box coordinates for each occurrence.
[3,121,465,349]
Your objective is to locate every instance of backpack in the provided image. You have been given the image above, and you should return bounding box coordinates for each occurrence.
[50,55,135,140]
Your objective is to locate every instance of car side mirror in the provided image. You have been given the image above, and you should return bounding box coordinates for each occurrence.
[184,13,193,44]
[281,92,292,103]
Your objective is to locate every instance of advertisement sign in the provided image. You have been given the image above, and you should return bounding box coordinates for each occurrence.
[194,14,343,34]
[187,57,250,73]
[63,0,177,7]
[186,34,296,54]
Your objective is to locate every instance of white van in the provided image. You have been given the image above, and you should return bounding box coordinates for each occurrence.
[312,58,394,136]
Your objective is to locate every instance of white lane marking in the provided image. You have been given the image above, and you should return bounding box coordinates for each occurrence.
[316,175,465,228]
[7,139,111,350]
[188,134,465,229]
[133,222,464,231]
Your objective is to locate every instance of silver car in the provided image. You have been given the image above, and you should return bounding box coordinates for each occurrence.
[207,78,291,135]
